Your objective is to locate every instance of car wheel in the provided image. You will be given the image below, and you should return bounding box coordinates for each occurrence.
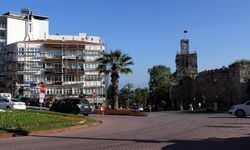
[6,106,11,109]
[235,110,246,118]
[83,113,89,116]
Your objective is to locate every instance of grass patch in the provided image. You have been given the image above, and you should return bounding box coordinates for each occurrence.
[0,109,97,136]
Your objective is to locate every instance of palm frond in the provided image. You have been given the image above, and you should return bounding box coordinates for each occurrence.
[120,68,133,74]
[97,49,134,75]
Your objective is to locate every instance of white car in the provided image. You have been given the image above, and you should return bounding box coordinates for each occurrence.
[0,97,13,109]
[0,97,26,110]
[138,106,144,112]
[10,98,26,110]
[228,101,250,118]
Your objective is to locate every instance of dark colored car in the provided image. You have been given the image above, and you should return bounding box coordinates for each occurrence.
[131,105,144,112]
[49,98,91,116]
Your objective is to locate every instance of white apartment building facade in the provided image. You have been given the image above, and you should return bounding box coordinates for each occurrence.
[0,9,107,103]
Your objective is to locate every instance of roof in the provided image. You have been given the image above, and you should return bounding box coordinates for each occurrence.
[21,39,103,45]
[16,39,104,50]
[2,12,48,20]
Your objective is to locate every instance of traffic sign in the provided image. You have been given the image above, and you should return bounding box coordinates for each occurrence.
[40,83,46,93]
[39,93,45,103]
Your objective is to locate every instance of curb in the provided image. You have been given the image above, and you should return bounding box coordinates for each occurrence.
[0,120,102,138]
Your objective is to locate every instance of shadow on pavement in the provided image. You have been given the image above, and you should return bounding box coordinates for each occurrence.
[204,125,242,128]
[224,122,250,125]
[208,116,237,119]
[162,136,250,150]
[32,135,166,143]
[0,128,29,137]
[33,135,250,150]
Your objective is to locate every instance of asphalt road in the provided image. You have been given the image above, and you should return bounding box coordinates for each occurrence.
[0,112,250,150]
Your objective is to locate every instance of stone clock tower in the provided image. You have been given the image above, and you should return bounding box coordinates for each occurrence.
[170,38,198,109]
[175,39,198,79]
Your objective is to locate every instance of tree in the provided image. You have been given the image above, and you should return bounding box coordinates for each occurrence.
[98,50,134,109]
[148,65,171,110]
[119,83,134,108]
[133,87,149,106]
[247,75,250,100]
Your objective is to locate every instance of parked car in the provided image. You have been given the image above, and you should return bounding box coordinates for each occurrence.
[49,98,91,116]
[228,100,250,118]
[138,106,144,112]
[10,98,26,110]
[0,93,12,99]
[131,105,144,112]
[0,97,26,110]
[0,97,13,109]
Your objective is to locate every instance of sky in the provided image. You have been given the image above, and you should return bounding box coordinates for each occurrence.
[1,0,250,88]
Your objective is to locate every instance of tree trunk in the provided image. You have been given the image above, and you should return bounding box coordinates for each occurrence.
[111,71,119,110]
[114,99,119,110]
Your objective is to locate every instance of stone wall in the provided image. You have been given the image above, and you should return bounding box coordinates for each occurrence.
[170,63,250,110]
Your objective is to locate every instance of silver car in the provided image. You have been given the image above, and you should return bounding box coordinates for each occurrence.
[0,97,13,109]
[0,97,26,110]
[10,98,26,110]
[229,101,250,118]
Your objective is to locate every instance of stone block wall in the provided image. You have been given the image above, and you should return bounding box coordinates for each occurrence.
[170,63,250,110]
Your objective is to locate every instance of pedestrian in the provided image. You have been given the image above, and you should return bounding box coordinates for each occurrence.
[148,104,152,112]
[189,103,194,111]
[100,102,105,115]
[198,102,201,110]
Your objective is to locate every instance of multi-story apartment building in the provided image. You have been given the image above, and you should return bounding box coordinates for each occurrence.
[0,9,106,103]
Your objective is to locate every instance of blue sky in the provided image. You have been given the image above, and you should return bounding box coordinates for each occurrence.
[1,0,250,88]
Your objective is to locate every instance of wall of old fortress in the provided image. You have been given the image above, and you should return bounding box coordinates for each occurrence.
[170,63,250,110]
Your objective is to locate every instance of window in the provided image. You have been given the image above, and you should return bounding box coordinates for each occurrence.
[18,48,25,55]
[18,75,24,82]
[0,42,5,51]
[58,100,66,105]
[246,102,250,105]
[0,31,5,38]
[18,62,25,70]
[0,20,6,28]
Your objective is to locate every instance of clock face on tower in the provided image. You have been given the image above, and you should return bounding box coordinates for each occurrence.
[182,42,187,50]
[180,39,189,54]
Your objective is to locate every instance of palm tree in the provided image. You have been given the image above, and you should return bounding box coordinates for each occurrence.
[98,50,134,109]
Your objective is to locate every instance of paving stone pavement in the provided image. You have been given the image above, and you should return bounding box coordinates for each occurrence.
[0,112,250,150]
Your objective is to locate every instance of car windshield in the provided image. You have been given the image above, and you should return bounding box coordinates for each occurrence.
[11,99,21,102]
[245,101,250,105]
[80,99,89,104]
[61,99,80,104]
[0,98,9,103]
[71,99,80,104]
